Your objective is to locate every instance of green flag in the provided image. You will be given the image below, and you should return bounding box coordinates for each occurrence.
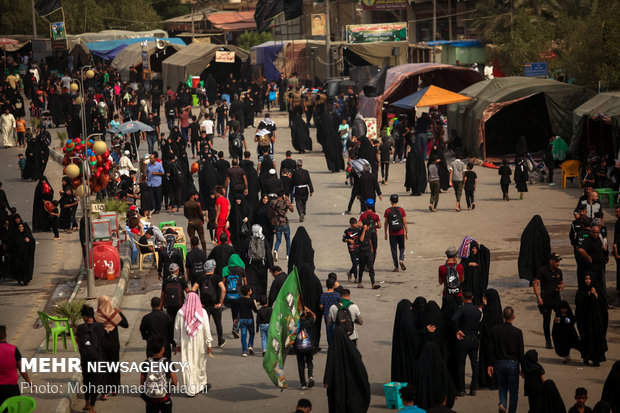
[262,267,303,388]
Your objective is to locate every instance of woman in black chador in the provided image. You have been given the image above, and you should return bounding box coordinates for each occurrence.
[478,288,502,389]
[391,299,420,386]
[551,300,581,362]
[460,240,490,305]
[405,143,427,196]
[32,176,53,232]
[575,274,608,366]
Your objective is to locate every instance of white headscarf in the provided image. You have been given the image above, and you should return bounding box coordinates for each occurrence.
[252,224,264,240]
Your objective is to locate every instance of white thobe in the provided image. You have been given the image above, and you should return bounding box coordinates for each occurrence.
[0,113,16,148]
[174,308,213,396]
[118,155,135,177]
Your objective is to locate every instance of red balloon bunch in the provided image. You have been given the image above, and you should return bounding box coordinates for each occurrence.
[62,138,112,193]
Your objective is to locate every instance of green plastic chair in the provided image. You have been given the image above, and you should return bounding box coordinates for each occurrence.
[0,395,36,413]
[175,243,187,259]
[37,311,77,354]
[158,221,176,230]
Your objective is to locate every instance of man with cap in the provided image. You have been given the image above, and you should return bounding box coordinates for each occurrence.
[160,263,190,319]
[191,259,227,348]
[262,168,283,201]
[533,252,564,348]
[384,194,408,272]
[355,163,382,214]
[291,159,314,222]
[184,191,207,252]
[118,149,136,177]
[438,246,465,304]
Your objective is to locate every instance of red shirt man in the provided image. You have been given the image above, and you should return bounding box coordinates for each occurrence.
[215,187,230,244]
[438,246,465,299]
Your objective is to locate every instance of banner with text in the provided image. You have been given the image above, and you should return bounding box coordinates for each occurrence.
[361,0,407,10]
[215,51,235,63]
[346,22,407,44]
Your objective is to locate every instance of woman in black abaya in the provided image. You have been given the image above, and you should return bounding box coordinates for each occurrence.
[198,152,218,209]
[441,295,459,386]
[323,327,371,413]
[460,241,491,305]
[552,300,581,362]
[241,158,259,209]
[258,157,275,196]
[575,274,608,366]
[252,195,273,249]
[32,176,53,232]
[320,107,345,172]
[478,289,502,389]
[428,143,450,190]
[593,401,613,413]
[518,215,550,284]
[23,137,43,181]
[288,226,315,274]
[10,222,35,285]
[531,380,566,413]
[291,113,312,153]
[242,225,273,299]
[299,263,323,352]
[422,301,446,360]
[601,360,620,413]
[413,341,457,410]
[229,194,250,252]
[404,143,427,196]
[391,299,420,385]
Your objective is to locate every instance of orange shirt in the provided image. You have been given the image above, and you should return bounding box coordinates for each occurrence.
[15,119,26,133]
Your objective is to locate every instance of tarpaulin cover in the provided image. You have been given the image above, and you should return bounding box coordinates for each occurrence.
[570,91,620,155]
[67,29,168,50]
[359,63,485,126]
[391,85,471,109]
[111,41,185,82]
[86,37,185,60]
[162,43,249,89]
[447,77,595,158]
[345,42,408,67]
[252,41,288,81]
[207,11,256,29]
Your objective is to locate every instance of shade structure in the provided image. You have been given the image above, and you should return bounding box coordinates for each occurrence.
[108,121,154,135]
[391,85,472,109]
[0,38,19,46]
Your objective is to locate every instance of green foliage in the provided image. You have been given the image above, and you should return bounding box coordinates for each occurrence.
[237,31,273,51]
[0,0,161,35]
[103,197,129,216]
[54,299,86,332]
[151,0,190,21]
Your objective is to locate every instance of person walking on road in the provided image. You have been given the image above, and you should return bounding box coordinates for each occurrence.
[384,194,408,272]
[184,191,207,252]
[448,153,465,211]
[451,290,482,397]
[428,156,441,211]
[488,306,525,413]
[292,159,314,222]
[533,253,564,349]
[270,191,294,262]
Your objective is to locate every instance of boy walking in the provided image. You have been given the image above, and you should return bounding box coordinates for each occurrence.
[140,335,177,413]
[498,159,512,201]
[256,296,272,356]
[319,278,341,347]
[237,285,257,357]
[463,162,477,210]
[384,194,408,272]
[379,138,393,184]
[295,307,317,390]
[342,217,361,282]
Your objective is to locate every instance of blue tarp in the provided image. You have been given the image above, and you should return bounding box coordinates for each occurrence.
[426,40,482,47]
[251,40,288,82]
[86,37,186,60]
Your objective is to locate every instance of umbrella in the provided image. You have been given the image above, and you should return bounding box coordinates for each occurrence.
[107,121,154,135]
[391,85,472,109]
[0,38,19,76]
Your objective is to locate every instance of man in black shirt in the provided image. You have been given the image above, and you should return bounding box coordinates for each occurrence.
[488,307,524,413]
[570,204,588,257]
[533,252,564,348]
[280,150,297,199]
[149,84,162,118]
[451,290,482,396]
[191,259,227,347]
[214,151,231,186]
[185,236,207,285]
[268,266,288,306]
[292,159,314,222]
[189,115,201,158]
[139,297,173,359]
[578,225,607,290]
[164,95,177,132]
[207,233,235,276]
[225,158,248,200]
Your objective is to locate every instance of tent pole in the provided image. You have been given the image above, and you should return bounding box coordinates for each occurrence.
[31,0,38,38]
[325,0,331,78]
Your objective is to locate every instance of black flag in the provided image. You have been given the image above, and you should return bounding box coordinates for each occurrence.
[35,0,62,16]
[363,64,388,97]
[285,0,303,21]
[255,0,303,33]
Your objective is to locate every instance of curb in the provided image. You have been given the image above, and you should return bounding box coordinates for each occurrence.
[54,243,132,413]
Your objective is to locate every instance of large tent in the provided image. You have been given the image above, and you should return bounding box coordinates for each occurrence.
[358,63,485,125]
[111,41,185,82]
[570,92,620,160]
[343,42,408,68]
[162,43,249,89]
[447,77,595,159]
[86,37,185,60]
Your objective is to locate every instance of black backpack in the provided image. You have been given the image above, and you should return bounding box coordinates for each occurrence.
[78,323,100,361]
[444,264,461,295]
[231,133,243,149]
[387,207,404,231]
[200,274,219,306]
[163,279,184,308]
[335,304,355,336]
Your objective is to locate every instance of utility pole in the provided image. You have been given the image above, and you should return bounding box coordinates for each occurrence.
[432,0,436,41]
[31,0,37,38]
[448,0,452,41]
[325,0,331,78]
[191,6,195,43]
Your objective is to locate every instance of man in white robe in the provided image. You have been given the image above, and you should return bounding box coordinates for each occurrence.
[0,109,16,148]
[174,292,213,397]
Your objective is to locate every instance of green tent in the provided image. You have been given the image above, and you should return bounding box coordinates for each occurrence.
[570,92,620,159]
[447,77,595,159]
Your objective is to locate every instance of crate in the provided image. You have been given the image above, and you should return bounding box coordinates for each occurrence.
[384,382,407,409]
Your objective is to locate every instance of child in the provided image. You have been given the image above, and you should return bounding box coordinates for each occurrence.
[552,301,580,363]
[236,285,257,357]
[256,295,272,357]
[15,116,26,148]
[140,335,177,412]
[379,138,393,184]
[294,306,316,390]
[582,165,595,187]
[342,217,361,283]
[568,387,593,413]
[18,154,26,179]
[523,349,545,412]
[50,200,60,240]
[498,158,512,201]
[463,162,477,210]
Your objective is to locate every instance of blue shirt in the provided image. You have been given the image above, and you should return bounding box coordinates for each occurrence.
[146,162,164,187]
[399,406,426,412]
[319,291,341,322]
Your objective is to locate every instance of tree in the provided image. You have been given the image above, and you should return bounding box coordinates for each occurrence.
[237,31,273,51]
